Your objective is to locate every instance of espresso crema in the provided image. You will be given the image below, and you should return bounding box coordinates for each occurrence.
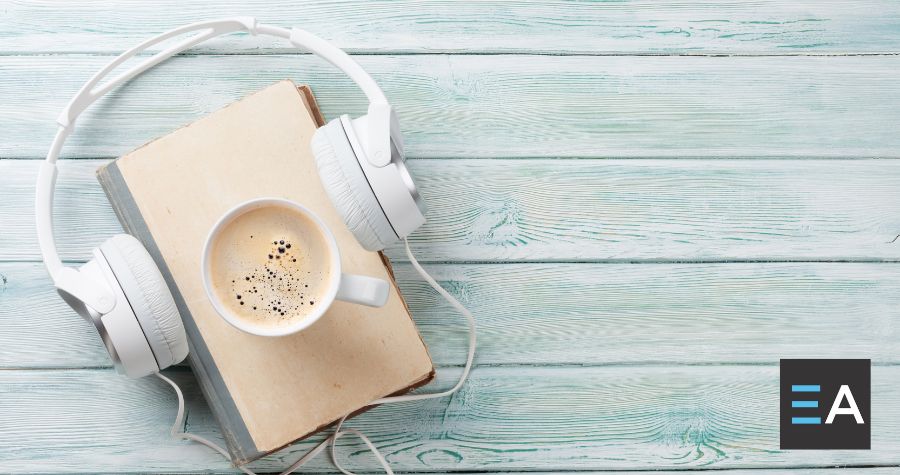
[209,204,332,328]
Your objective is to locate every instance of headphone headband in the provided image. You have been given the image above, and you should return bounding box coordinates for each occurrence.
[54,18,388,129]
[37,17,396,306]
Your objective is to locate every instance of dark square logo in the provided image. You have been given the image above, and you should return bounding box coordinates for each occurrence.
[780,359,870,450]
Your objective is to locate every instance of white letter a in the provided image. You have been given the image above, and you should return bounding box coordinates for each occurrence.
[826,385,864,424]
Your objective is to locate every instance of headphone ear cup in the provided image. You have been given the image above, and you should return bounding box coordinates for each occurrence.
[311,118,397,251]
[99,234,188,370]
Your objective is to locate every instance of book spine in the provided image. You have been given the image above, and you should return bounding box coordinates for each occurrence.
[96,162,261,464]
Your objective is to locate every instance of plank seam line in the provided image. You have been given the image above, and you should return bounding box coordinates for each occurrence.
[11,465,900,474]
[3,51,900,58]
[395,465,900,473]
[7,156,900,161]
[416,465,900,473]
[7,259,900,265]
[6,362,900,372]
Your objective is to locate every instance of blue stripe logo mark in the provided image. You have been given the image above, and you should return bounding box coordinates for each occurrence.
[790,385,821,424]
[792,400,818,408]
[792,417,822,425]
[791,385,821,392]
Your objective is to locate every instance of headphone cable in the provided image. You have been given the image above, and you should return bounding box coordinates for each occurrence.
[157,238,477,474]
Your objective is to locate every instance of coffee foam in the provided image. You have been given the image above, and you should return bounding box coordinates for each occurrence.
[209,204,332,328]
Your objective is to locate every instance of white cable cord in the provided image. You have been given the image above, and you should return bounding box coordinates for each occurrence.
[158,238,476,474]
[156,372,256,475]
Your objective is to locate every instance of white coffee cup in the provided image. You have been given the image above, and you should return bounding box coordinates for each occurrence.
[201,198,389,337]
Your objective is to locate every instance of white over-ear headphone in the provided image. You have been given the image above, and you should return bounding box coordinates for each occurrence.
[35,18,426,378]
[36,18,475,474]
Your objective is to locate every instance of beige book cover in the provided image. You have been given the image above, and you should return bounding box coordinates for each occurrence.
[96,80,434,464]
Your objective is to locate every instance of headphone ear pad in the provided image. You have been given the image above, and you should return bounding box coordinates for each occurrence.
[99,234,188,370]
[311,119,397,251]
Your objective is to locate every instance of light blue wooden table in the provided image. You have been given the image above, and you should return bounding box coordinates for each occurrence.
[1,1,900,473]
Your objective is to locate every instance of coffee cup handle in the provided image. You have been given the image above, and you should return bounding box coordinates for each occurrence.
[335,274,390,307]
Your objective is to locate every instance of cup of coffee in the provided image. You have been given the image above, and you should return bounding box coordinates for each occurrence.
[201,198,390,337]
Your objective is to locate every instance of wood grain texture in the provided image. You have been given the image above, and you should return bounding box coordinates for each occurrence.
[2,366,899,473]
[3,159,899,263]
[3,1,900,55]
[3,55,900,159]
[4,2,900,473]
[3,261,900,369]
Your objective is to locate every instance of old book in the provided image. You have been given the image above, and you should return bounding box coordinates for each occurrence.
[96,80,434,464]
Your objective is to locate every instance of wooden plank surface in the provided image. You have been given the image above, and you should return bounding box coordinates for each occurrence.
[3,2,899,473]
[3,1,900,55]
[3,159,900,263]
[3,55,900,159]
[3,261,899,369]
[2,366,899,473]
